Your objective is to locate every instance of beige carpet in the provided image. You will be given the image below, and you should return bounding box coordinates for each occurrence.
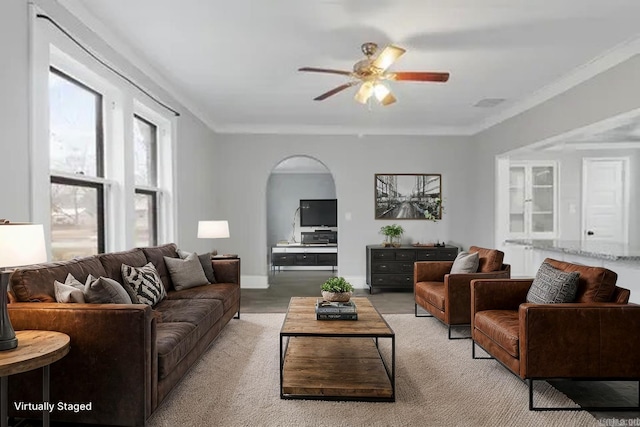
[147,314,597,427]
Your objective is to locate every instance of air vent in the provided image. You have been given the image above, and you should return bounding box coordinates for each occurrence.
[474,98,506,108]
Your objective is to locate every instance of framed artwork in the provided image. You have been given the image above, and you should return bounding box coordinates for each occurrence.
[375,173,442,220]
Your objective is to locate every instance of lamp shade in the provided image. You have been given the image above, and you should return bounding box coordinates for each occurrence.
[0,223,47,268]
[197,220,230,239]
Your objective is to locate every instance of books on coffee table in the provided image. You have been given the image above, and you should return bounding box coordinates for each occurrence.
[315,299,357,320]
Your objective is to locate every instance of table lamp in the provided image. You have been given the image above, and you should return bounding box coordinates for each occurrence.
[197,220,230,256]
[0,221,47,350]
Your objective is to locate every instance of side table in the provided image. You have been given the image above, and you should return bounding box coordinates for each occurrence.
[0,330,70,427]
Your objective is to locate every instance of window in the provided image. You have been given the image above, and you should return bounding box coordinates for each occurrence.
[49,68,106,260]
[133,115,159,246]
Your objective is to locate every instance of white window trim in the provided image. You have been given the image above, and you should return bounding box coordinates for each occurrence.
[29,5,175,257]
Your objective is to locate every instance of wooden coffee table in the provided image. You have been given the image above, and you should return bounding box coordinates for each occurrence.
[279,297,395,401]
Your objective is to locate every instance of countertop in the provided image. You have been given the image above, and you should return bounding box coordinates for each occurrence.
[505,239,640,262]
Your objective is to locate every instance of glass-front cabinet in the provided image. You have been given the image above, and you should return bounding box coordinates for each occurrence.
[509,162,557,239]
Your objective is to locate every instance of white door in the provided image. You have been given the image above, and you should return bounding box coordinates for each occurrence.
[582,158,628,243]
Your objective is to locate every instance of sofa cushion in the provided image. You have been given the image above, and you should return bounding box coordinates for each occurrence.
[166,283,240,313]
[11,256,107,302]
[142,244,179,292]
[526,262,579,304]
[84,275,133,304]
[450,251,479,274]
[154,298,224,379]
[178,249,217,284]
[121,262,166,307]
[163,253,209,291]
[469,246,504,273]
[475,310,520,358]
[98,248,147,283]
[414,281,445,311]
[545,258,617,303]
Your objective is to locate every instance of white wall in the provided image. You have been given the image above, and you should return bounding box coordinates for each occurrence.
[0,0,218,255]
[267,172,335,246]
[213,134,473,286]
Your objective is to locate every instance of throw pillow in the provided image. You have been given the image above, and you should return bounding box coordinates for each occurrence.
[84,275,133,304]
[53,273,85,303]
[121,262,167,306]
[526,262,579,304]
[164,253,209,291]
[178,249,217,283]
[450,251,480,274]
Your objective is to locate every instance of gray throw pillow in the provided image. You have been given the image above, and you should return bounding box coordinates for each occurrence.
[84,275,133,304]
[450,251,479,274]
[526,262,579,304]
[121,262,167,306]
[164,253,209,291]
[54,273,85,303]
[178,249,217,283]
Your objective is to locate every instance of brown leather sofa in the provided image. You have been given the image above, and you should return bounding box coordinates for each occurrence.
[471,258,640,410]
[7,243,240,426]
[414,246,510,339]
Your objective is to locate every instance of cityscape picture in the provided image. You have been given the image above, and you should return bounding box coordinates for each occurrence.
[375,174,442,219]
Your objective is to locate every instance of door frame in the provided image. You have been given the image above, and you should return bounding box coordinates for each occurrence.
[581,157,630,244]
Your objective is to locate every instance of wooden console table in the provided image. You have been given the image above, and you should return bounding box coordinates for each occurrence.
[271,245,338,272]
[0,330,70,427]
[366,244,459,293]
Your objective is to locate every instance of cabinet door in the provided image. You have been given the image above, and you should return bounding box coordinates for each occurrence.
[317,253,337,266]
[509,162,557,238]
[294,253,316,265]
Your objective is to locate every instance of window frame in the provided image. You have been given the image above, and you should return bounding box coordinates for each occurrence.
[50,175,106,255]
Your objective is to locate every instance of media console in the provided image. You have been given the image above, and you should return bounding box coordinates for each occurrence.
[271,244,338,272]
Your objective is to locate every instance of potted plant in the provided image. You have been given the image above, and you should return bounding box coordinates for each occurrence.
[321,277,354,302]
[379,224,404,247]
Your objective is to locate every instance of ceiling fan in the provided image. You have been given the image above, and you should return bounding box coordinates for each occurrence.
[298,42,449,106]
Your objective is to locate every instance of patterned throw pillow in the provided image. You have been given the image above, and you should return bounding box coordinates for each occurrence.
[121,262,167,306]
[450,251,479,274]
[526,262,579,304]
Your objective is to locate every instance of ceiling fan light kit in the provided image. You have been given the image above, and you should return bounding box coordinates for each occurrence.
[298,42,449,107]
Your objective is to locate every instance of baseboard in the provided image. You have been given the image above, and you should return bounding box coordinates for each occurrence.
[241,275,269,289]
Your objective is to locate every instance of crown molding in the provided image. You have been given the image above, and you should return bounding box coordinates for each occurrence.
[213,122,475,137]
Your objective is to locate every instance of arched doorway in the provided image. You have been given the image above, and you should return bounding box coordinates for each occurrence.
[266,155,337,284]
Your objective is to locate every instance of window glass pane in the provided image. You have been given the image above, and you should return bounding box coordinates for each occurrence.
[51,182,100,261]
[49,70,101,177]
[532,167,553,186]
[532,187,554,213]
[135,192,156,247]
[134,116,157,187]
[532,213,554,232]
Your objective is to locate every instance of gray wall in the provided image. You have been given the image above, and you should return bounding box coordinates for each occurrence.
[213,134,473,285]
[472,54,640,246]
[0,0,31,221]
[267,172,336,247]
[0,0,218,254]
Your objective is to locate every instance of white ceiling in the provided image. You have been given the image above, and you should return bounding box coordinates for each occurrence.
[60,0,640,136]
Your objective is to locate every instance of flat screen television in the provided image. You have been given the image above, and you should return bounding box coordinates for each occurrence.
[299,199,337,227]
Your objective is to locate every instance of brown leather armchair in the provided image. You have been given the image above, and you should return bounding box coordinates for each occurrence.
[471,258,640,410]
[414,246,511,339]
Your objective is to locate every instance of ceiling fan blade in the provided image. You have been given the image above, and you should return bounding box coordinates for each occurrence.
[313,81,358,101]
[371,45,406,72]
[298,67,352,76]
[391,71,450,82]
